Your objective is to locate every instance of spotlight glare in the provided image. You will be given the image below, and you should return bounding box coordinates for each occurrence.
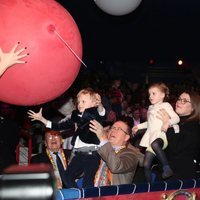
[178,60,183,65]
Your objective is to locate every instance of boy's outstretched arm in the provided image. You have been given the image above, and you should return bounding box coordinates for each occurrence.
[27,108,48,126]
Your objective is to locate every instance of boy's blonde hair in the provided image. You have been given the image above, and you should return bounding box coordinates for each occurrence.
[77,87,97,102]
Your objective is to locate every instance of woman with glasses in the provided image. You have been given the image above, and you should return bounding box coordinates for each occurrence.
[158,90,200,180]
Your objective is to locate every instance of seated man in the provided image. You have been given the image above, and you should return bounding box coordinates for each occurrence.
[89,120,143,186]
[31,129,71,189]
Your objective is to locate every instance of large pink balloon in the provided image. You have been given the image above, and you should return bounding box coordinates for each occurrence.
[0,0,82,106]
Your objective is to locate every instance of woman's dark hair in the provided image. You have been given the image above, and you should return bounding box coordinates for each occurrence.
[181,90,200,122]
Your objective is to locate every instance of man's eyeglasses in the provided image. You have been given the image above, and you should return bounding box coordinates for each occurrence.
[177,98,191,104]
[47,135,60,140]
[110,126,129,135]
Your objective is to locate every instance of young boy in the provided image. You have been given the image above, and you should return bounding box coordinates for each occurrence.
[28,88,106,188]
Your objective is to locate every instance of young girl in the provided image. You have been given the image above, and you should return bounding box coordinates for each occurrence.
[132,82,180,182]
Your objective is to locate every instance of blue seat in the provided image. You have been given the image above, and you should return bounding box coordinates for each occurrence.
[57,178,200,200]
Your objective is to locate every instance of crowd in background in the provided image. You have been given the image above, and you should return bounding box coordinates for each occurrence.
[0,68,200,186]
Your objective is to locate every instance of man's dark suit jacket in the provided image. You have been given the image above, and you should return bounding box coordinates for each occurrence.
[31,149,71,188]
[31,149,71,166]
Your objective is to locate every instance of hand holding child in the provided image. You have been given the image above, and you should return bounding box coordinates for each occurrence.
[132,125,138,135]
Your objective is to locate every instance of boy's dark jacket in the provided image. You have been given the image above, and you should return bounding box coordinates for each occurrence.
[51,107,105,145]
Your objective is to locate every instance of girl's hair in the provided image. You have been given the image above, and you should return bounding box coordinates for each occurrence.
[181,90,200,122]
[149,82,169,101]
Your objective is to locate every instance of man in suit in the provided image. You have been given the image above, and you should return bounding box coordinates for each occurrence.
[89,120,143,186]
[31,129,71,189]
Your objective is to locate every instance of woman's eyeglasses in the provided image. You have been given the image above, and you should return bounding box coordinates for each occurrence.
[47,135,60,140]
[177,98,191,104]
[110,126,129,135]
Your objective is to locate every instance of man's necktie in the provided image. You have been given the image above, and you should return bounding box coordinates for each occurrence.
[54,152,65,182]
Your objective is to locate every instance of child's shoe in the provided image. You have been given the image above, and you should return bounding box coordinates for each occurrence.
[162,165,173,179]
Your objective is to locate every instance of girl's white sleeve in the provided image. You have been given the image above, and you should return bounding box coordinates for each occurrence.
[137,121,148,129]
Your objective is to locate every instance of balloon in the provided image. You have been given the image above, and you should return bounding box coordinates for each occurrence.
[0,0,82,106]
[94,0,142,16]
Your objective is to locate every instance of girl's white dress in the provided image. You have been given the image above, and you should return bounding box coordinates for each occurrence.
[138,102,180,153]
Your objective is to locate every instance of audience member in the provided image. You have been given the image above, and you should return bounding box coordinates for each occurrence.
[31,129,71,189]
[0,42,28,77]
[0,103,20,173]
[132,82,180,182]
[28,88,106,188]
[108,79,123,119]
[140,107,148,121]
[158,90,200,180]
[132,109,143,126]
[89,120,143,186]
[130,108,146,152]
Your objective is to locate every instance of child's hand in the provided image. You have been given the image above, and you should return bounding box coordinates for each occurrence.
[0,42,28,76]
[27,108,44,122]
[95,93,104,112]
[132,125,138,135]
[95,93,101,106]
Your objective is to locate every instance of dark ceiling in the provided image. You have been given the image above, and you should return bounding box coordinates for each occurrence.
[56,0,200,65]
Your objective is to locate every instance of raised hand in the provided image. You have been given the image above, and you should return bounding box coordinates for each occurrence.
[0,42,28,77]
[95,93,104,113]
[27,108,43,122]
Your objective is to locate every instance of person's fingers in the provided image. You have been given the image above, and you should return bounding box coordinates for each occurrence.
[15,60,26,64]
[17,53,29,60]
[27,110,35,115]
[11,42,20,53]
[0,47,3,55]
[39,108,43,114]
[89,123,96,129]
[156,115,162,120]
[15,46,27,55]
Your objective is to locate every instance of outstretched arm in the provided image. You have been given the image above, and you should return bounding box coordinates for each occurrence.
[27,108,48,126]
[0,42,28,77]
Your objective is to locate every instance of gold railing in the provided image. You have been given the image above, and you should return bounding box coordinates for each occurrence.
[162,190,197,200]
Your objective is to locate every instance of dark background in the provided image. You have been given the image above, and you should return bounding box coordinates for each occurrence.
[55,0,200,84]
[56,0,200,65]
